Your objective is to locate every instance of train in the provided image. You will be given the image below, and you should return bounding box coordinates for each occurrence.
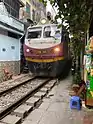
[23,18,72,77]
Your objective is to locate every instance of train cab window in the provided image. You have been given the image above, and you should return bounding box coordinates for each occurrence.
[55,30,61,39]
[26,27,42,39]
[43,26,51,38]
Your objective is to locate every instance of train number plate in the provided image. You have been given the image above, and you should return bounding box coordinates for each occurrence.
[36,50,47,54]
[42,50,47,54]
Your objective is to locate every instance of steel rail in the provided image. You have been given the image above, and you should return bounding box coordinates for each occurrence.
[0,77,36,96]
[0,78,51,120]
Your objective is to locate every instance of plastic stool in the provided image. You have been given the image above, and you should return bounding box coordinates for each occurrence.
[70,96,81,110]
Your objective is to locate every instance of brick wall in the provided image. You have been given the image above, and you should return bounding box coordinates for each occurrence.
[0,61,20,82]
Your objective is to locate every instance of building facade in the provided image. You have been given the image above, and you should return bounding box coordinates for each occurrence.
[19,0,31,20]
[46,0,56,21]
[0,0,24,82]
[19,0,46,23]
[31,0,46,22]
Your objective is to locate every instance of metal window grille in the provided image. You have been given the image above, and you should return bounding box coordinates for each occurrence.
[2,0,19,19]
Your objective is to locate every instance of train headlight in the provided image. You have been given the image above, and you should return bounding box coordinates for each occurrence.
[54,47,60,53]
[40,18,47,24]
[26,49,30,52]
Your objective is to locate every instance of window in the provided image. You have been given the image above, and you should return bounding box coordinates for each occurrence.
[11,46,15,50]
[2,48,6,52]
[43,26,51,38]
[32,9,35,21]
[26,2,30,14]
[43,25,61,40]
[4,0,19,19]
[55,30,61,39]
[4,2,11,14]
[27,31,41,39]
[26,27,42,39]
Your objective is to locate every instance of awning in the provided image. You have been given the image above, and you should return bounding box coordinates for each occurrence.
[0,24,24,35]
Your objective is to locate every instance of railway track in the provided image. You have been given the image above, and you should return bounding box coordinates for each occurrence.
[0,74,33,95]
[0,77,57,123]
[0,77,36,96]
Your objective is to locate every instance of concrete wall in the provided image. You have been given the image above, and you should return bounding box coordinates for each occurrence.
[0,34,20,61]
[0,34,20,82]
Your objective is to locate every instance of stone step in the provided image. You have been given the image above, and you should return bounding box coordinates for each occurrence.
[12,104,33,118]
[1,115,21,124]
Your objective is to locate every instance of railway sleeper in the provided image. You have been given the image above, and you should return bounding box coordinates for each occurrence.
[0,79,57,124]
[11,104,33,118]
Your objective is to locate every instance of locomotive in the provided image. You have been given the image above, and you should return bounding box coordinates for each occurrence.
[23,18,71,77]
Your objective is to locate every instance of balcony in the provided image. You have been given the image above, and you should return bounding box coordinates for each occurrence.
[0,2,24,33]
[4,2,19,19]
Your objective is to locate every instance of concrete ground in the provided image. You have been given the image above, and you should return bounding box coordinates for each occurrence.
[22,76,93,124]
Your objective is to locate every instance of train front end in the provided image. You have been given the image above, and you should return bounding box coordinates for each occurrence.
[24,21,70,77]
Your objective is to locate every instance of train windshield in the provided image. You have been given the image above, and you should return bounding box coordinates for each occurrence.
[43,25,61,39]
[26,27,42,39]
[26,25,61,40]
